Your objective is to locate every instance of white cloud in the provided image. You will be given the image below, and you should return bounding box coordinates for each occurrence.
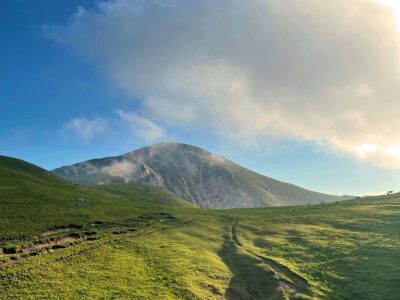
[117,110,166,142]
[48,0,400,167]
[62,117,109,141]
[101,160,136,177]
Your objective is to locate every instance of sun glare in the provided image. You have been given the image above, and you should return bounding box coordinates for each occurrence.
[355,143,400,162]
[380,0,400,30]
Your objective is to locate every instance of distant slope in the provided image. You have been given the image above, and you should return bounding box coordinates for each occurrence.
[53,142,349,208]
[0,155,62,183]
[96,183,194,208]
[343,192,399,205]
[0,155,189,238]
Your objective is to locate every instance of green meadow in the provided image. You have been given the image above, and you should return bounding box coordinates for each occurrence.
[1,155,399,299]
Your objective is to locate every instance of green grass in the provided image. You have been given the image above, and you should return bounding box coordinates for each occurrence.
[224,201,400,299]
[96,183,194,208]
[1,155,400,299]
[0,155,191,239]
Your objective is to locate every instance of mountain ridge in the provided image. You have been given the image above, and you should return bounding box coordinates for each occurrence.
[53,142,349,208]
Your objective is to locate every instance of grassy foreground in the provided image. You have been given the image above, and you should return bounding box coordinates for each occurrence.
[1,155,400,299]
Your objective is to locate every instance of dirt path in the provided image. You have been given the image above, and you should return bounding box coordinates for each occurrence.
[24,237,77,252]
[0,214,178,266]
[39,228,73,237]
[228,220,311,297]
[218,220,283,300]
[0,218,194,280]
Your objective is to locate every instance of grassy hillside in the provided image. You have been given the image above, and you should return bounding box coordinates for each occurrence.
[1,155,399,299]
[225,200,400,299]
[0,155,189,239]
[96,183,194,208]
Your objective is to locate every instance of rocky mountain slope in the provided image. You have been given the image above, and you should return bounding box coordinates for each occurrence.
[53,142,348,208]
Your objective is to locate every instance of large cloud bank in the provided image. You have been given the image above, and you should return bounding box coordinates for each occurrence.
[47,0,400,167]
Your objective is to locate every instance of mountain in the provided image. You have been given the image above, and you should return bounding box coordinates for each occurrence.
[52,142,348,208]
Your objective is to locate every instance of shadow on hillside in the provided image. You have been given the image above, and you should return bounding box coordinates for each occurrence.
[217,234,283,300]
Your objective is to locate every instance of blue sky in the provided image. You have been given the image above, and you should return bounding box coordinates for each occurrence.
[2,0,400,196]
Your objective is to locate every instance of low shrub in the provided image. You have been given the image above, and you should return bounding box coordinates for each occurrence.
[52,244,66,250]
[2,246,20,254]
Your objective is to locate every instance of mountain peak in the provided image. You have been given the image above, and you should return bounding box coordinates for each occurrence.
[53,143,347,208]
[128,142,215,156]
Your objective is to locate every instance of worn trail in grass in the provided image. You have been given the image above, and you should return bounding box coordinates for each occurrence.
[218,220,283,300]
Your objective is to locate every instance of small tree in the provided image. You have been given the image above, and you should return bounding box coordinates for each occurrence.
[387,191,393,195]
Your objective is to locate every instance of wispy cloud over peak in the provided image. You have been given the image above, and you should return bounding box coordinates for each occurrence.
[61,117,109,141]
[117,110,166,143]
